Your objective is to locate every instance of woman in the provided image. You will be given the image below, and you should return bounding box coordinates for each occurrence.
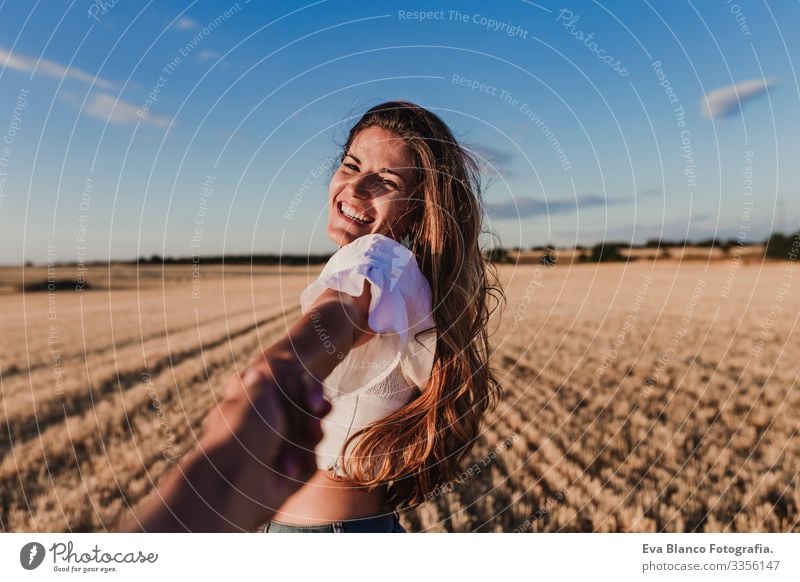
[262,100,504,533]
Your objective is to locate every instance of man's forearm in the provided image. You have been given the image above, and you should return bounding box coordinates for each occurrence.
[118,440,260,532]
[117,291,360,533]
[264,292,367,379]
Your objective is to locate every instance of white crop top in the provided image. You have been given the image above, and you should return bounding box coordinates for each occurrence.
[298,233,437,477]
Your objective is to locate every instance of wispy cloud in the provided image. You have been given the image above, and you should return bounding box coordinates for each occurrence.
[174,16,199,31]
[637,188,662,198]
[701,78,776,119]
[0,47,115,89]
[83,93,172,127]
[198,49,221,61]
[470,143,516,179]
[486,194,627,219]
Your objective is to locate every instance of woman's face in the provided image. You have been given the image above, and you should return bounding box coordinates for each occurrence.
[327,126,417,247]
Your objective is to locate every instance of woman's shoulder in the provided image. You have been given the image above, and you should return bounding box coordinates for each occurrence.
[338,233,412,259]
[319,233,433,340]
[332,233,420,279]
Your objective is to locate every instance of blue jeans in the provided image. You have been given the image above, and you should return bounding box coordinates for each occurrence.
[263,509,405,533]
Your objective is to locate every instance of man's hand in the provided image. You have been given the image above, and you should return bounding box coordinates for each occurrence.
[116,287,371,532]
[116,355,331,532]
[199,355,332,521]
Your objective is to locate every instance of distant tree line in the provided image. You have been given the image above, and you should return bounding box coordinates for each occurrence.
[485,229,800,263]
[764,230,800,261]
[24,229,800,268]
[133,253,333,266]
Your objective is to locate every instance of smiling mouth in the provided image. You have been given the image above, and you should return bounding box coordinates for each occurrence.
[337,200,375,225]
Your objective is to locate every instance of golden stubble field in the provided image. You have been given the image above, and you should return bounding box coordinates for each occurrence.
[1,257,798,532]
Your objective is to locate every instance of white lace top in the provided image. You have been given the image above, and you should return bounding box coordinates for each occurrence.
[299,233,437,477]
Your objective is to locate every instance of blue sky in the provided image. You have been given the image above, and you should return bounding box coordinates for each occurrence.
[0,0,797,264]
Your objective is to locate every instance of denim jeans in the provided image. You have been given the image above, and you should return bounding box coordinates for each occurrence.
[263,509,405,533]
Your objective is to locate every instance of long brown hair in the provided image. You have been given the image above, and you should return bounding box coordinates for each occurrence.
[336,100,505,510]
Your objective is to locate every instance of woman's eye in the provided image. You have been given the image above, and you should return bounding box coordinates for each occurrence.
[343,163,358,172]
[381,179,398,190]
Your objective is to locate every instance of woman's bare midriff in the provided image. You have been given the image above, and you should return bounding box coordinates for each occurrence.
[270,333,390,526]
[270,468,389,525]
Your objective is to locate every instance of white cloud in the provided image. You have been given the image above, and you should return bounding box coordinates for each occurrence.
[0,47,115,89]
[198,50,221,61]
[174,16,199,31]
[83,93,172,127]
[701,78,776,119]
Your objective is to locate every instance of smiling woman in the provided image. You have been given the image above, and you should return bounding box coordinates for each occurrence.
[263,100,505,533]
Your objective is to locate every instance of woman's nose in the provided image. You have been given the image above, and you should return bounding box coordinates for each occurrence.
[348,175,376,200]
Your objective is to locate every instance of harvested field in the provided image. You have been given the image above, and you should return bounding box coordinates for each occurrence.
[1,259,798,532]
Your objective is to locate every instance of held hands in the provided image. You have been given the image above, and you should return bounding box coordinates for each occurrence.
[197,351,332,529]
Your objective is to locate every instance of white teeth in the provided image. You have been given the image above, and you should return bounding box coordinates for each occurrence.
[340,201,373,223]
